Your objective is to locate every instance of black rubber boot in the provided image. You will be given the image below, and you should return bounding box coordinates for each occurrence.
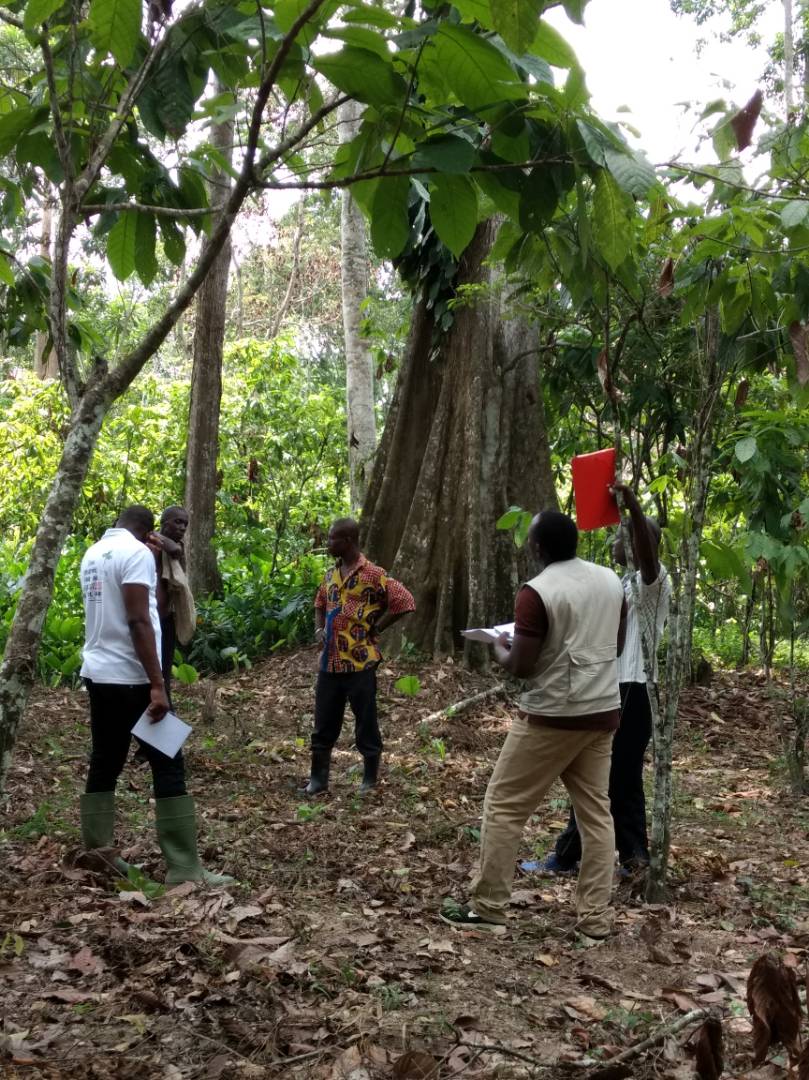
[305,749,331,795]
[359,755,380,794]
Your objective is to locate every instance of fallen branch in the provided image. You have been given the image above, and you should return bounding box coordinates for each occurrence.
[589,1008,713,1071]
[422,684,508,724]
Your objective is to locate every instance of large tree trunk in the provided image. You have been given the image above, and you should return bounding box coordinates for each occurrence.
[340,99,377,510]
[184,107,233,598]
[362,221,556,660]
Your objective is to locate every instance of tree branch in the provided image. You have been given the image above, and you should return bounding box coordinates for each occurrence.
[79,202,222,219]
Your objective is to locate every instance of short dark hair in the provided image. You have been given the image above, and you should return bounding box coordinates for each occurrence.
[117,505,154,532]
[161,505,187,525]
[531,510,578,563]
[329,517,360,543]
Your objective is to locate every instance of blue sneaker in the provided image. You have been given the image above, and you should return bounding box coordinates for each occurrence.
[520,853,578,876]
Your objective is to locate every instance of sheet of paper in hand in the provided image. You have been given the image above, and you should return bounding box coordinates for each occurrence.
[461,622,515,644]
[132,711,192,759]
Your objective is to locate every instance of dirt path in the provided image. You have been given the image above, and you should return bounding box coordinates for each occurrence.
[1,650,806,1079]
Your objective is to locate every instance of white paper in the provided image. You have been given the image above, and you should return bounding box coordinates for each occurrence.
[132,710,192,758]
[461,622,515,644]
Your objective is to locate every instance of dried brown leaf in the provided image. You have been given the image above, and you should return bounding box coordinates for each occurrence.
[734,379,749,410]
[694,1016,723,1080]
[730,89,763,151]
[790,322,809,387]
[69,946,105,976]
[747,953,802,1065]
[392,1050,440,1078]
[658,257,675,297]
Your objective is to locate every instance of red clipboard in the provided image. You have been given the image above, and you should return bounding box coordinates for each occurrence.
[571,448,620,531]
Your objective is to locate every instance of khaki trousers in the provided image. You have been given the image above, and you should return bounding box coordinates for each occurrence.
[470,716,616,937]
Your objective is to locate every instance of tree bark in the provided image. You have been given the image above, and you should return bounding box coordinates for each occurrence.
[340,99,377,511]
[646,308,725,902]
[361,220,556,659]
[34,194,57,380]
[184,105,233,598]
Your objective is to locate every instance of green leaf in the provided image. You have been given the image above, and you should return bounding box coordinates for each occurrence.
[519,165,558,232]
[23,0,64,30]
[603,146,656,197]
[491,0,541,53]
[88,0,141,68]
[430,174,478,258]
[173,663,199,685]
[370,176,410,260]
[496,506,524,529]
[433,24,524,112]
[0,253,13,287]
[275,0,339,45]
[735,436,757,463]
[452,0,493,26]
[562,0,587,23]
[411,135,476,175]
[341,3,400,28]
[106,211,137,281]
[592,171,631,271]
[781,199,809,230]
[395,674,421,696]
[159,218,186,266]
[134,213,158,286]
[314,47,407,109]
[155,59,195,139]
[0,107,36,157]
[531,19,578,67]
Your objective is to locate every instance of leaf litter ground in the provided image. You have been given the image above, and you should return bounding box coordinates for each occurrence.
[2,649,809,1079]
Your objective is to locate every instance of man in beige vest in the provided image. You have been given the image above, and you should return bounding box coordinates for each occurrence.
[441,510,626,939]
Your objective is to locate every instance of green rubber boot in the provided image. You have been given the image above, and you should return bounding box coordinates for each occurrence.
[79,791,131,875]
[155,795,235,886]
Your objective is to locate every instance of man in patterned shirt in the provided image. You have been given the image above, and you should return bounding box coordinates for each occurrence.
[538,482,671,876]
[305,518,415,796]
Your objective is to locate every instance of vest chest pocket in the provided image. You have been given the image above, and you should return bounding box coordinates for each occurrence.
[568,645,617,704]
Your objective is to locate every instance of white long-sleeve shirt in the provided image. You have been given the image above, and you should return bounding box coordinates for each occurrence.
[616,566,671,684]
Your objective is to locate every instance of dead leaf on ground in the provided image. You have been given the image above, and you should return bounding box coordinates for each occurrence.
[662,987,701,1012]
[392,1050,440,1078]
[69,946,105,976]
[694,1016,723,1080]
[747,953,802,1065]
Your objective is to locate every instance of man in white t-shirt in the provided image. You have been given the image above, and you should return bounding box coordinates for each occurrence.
[79,505,232,886]
[538,483,671,876]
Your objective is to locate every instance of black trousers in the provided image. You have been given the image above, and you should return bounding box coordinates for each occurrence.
[553,682,652,868]
[160,615,176,710]
[84,679,186,799]
[312,668,382,758]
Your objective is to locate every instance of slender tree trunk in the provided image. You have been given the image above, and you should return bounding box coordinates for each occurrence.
[0,378,110,786]
[646,309,725,901]
[34,194,57,379]
[362,221,556,659]
[785,0,795,115]
[269,198,305,338]
[340,99,377,511]
[184,104,233,598]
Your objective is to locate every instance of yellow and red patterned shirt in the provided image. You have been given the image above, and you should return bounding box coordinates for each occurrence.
[314,555,415,673]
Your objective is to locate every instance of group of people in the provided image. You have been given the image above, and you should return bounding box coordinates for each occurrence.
[77,485,669,941]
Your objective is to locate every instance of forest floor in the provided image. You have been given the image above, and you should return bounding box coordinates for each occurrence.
[2,647,809,1080]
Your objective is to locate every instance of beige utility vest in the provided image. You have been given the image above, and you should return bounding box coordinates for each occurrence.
[519,558,625,718]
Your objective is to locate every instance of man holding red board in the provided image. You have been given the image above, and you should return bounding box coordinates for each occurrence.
[536,481,671,877]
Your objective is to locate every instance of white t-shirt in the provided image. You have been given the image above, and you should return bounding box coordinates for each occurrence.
[80,528,161,684]
[616,565,671,684]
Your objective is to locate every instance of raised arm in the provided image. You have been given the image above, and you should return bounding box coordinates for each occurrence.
[610,482,660,586]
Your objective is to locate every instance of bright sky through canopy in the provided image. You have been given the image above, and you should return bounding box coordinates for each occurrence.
[548,0,783,163]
